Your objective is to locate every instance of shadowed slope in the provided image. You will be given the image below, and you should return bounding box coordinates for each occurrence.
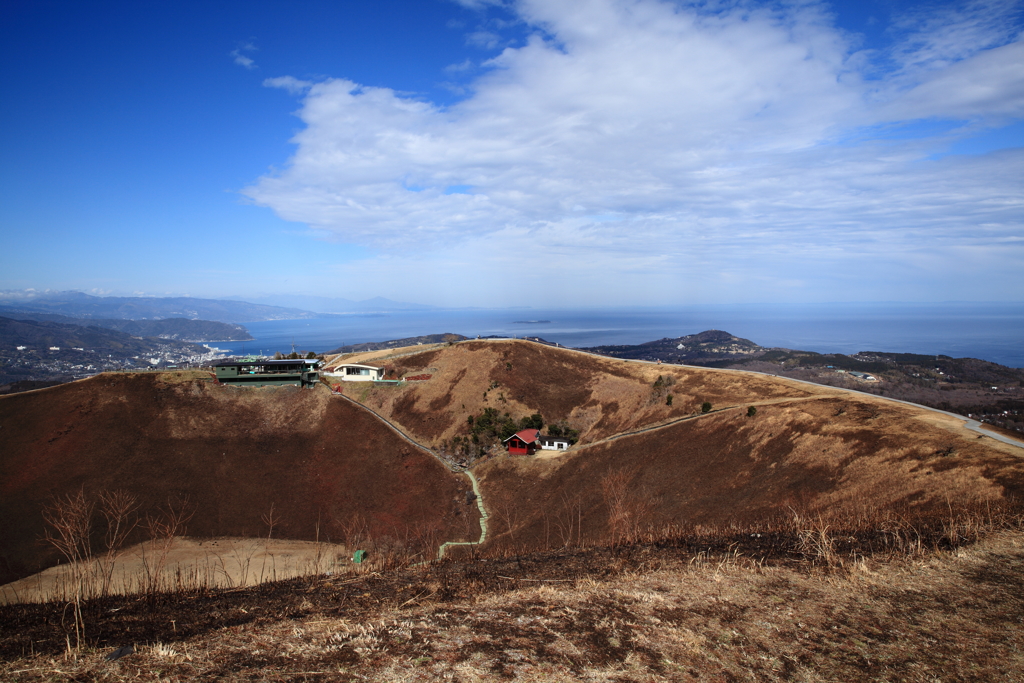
[477,393,1024,552]
[0,373,475,584]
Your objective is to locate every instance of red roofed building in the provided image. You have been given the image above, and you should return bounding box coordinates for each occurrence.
[504,428,541,455]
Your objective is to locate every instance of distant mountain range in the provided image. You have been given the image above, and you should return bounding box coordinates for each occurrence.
[0,291,435,322]
[0,308,252,342]
[222,294,435,314]
[0,291,315,324]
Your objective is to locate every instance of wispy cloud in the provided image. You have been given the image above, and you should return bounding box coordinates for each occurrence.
[466,30,502,49]
[263,76,313,95]
[244,0,1024,304]
[230,41,258,70]
[445,58,476,73]
[886,0,1022,74]
[450,0,507,9]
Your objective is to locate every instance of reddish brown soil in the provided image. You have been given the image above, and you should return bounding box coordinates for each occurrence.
[6,343,1022,595]
[2,526,1023,681]
[478,395,1024,553]
[0,373,477,584]
[350,340,814,447]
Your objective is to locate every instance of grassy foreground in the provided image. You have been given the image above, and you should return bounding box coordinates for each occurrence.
[2,519,1022,682]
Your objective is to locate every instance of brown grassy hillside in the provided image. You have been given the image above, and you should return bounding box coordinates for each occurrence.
[3,526,1023,681]
[3,343,1024,680]
[331,339,1024,554]
[338,339,815,448]
[0,372,477,584]
[478,392,1024,553]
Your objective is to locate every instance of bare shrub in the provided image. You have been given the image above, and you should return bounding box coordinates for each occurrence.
[602,469,632,546]
[794,515,839,567]
[96,490,139,596]
[493,499,522,545]
[555,492,585,548]
[41,489,93,652]
[258,503,281,584]
[140,496,195,594]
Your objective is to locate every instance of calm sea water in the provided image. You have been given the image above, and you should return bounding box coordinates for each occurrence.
[211,303,1024,368]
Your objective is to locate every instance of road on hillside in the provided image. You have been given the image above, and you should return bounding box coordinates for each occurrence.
[570,349,1024,451]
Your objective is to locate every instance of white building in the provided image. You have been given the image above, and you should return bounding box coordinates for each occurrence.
[539,435,572,451]
[328,364,385,381]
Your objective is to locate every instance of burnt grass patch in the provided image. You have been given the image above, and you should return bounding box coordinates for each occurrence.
[0,373,471,585]
[1,516,1014,661]
[3,519,1024,682]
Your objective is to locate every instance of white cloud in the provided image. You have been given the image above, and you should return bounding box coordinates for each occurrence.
[883,40,1024,120]
[450,0,507,9]
[231,41,258,69]
[264,76,314,95]
[244,0,1024,304]
[445,58,476,73]
[466,30,502,48]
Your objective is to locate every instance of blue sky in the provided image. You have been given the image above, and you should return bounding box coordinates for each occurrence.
[1,0,1022,307]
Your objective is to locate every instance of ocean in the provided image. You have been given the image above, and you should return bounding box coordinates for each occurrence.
[210,302,1024,368]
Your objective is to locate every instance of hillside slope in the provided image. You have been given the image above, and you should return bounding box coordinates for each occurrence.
[337,339,815,450]
[0,316,208,356]
[333,340,1023,553]
[0,373,475,584]
[477,393,1024,552]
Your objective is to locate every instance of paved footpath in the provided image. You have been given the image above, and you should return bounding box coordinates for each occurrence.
[329,388,490,558]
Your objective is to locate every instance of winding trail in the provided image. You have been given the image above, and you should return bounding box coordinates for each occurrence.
[437,470,489,559]
[328,388,490,559]
[550,345,1024,453]
[323,343,1021,562]
[671,364,1024,451]
[570,395,836,455]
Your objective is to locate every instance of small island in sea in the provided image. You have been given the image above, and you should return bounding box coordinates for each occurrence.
[512,320,552,324]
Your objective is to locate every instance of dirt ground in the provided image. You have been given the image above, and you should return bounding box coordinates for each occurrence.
[476,393,1024,556]
[1,525,1022,681]
[324,344,449,369]
[0,373,478,585]
[340,340,819,448]
[0,537,355,605]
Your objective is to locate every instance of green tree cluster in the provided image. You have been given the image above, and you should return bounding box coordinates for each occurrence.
[467,407,520,445]
[547,421,580,442]
[463,409,550,451]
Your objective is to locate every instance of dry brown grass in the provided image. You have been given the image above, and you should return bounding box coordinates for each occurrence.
[476,393,1024,556]
[341,340,819,448]
[0,537,357,605]
[5,342,1024,679]
[2,520,1022,682]
[0,373,475,586]
[324,342,450,369]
